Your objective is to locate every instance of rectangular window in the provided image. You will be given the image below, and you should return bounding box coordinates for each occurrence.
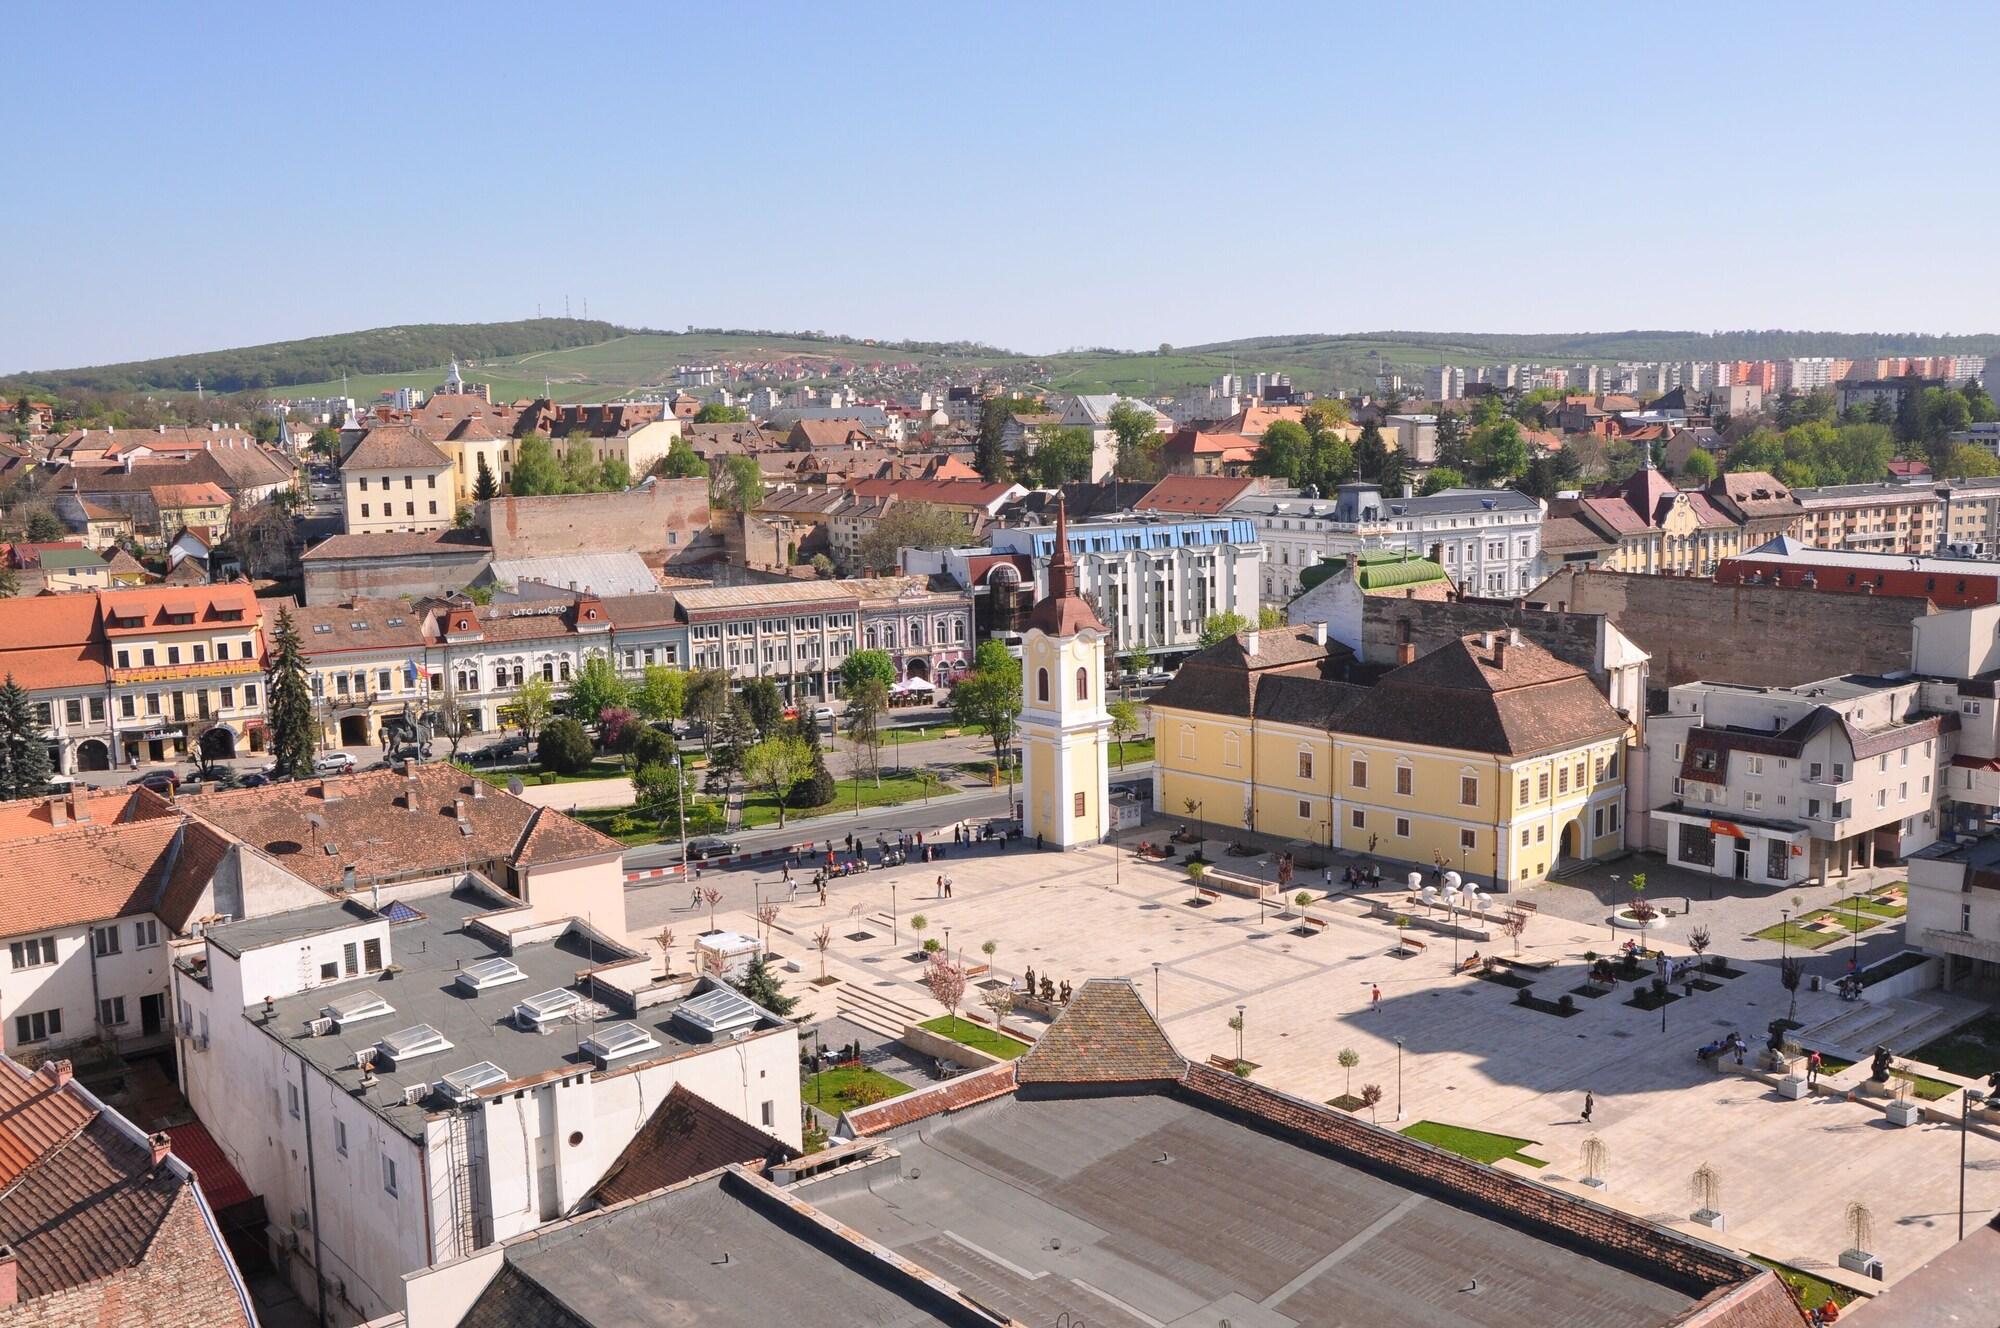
[1520,828,1530,846]
[1557,766,1570,794]
[363,938,383,973]
[383,1155,398,1196]
[1351,809,1364,829]
[1297,751,1313,779]
[91,925,121,956]
[65,699,82,725]
[133,919,160,948]
[90,697,104,721]
[1459,776,1477,806]
[343,943,358,977]
[760,1100,776,1128]
[1459,828,1475,851]
[1536,824,1546,843]
[1396,767,1413,796]
[1298,799,1311,819]
[335,1119,348,1156]
[1351,760,1367,789]
[244,684,258,707]
[1537,771,1550,799]
[1073,791,1086,819]
[288,1084,301,1119]
[9,936,56,970]
[1518,777,1529,802]
[319,962,337,982]
[116,649,130,669]
[361,503,370,518]
[1395,817,1411,838]
[14,1009,61,1044]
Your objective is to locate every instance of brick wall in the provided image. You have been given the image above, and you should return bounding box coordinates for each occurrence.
[1536,568,1932,691]
[479,480,710,561]
[301,549,492,605]
[1361,596,1606,676]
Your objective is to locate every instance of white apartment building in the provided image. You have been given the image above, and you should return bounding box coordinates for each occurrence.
[1647,675,1949,887]
[339,424,456,535]
[1057,394,1174,482]
[1233,484,1543,603]
[1784,357,1839,393]
[174,878,800,1325]
[986,514,1262,664]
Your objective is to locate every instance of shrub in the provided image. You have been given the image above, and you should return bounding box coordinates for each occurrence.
[537,718,595,775]
[1558,993,1575,1013]
[1515,987,1533,1006]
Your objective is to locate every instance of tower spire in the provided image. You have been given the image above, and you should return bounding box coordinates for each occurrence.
[1047,492,1078,602]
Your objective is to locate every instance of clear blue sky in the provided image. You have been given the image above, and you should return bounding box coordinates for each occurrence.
[11,1,1999,373]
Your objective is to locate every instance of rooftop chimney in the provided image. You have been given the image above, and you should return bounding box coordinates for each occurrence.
[1397,641,1417,665]
[0,1244,17,1307]
[148,1132,172,1168]
[67,788,88,824]
[1243,630,1259,657]
[38,1060,72,1089]
[402,758,417,779]
[1494,636,1510,669]
[1314,621,1327,646]
[1429,542,1444,565]
[45,797,66,829]
[1345,552,1359,573]
[1480,631,1495,650]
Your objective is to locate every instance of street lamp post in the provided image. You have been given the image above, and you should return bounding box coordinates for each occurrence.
[1961,1088,1987,1240]
[1395,1037,1404,1122]
[1779,908,1792,966]
[671,755,689,878]
[1235,1003,1245,1068]
[1152,962,1161,1014]
[1608,874,1620,947]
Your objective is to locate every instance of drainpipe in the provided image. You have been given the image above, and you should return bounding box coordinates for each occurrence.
[298,1059,328,1328]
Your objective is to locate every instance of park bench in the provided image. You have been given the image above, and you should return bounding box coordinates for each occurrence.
[1208,1054,1239,1071]
[1394,934,1426,956]
[1193,886,1220,904]
[1297,915,1327,932]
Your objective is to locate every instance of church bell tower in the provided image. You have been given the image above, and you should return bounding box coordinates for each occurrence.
[1020,496,1112,849]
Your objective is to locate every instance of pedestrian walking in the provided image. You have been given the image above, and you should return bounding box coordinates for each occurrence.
[1370,984,1381,1011]
[944,875,954,898]
[936,874,944,897]
[1323,867,1333,889]
[817,881,827,907]
[1581,1091,1594,1123]
[1808,1050,1822,1086]
[787,875,798,903]
[690,883,702,910]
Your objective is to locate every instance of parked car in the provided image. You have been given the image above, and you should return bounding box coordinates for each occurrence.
[237,771,273,788]
[686,838,742,862]
[313,752,357,776]
[128,769,180,792]
[812,706,836,722]
[477,735,530,764]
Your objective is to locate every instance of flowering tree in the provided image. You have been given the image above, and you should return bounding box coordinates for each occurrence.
[923,953,968,1035]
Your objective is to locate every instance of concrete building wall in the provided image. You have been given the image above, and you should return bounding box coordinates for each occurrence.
[1536,568,1932,693]
[478,480,710,562]
[303,550,493,606]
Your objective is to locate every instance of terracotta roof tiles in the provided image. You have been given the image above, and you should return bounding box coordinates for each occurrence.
[587,1085,795,1208]
[1016,979,1186,1085]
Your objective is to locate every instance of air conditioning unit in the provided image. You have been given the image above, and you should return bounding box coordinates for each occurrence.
[291,1207,311,1232]
[401,1083,428,1107]
[193,1034,209,1053]
[307,1017,333,1037]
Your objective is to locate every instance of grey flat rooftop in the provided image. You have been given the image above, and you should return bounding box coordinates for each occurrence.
[207,899,377,957]
[804,1093,1696,1328]
[252,886,780,1138]
[476,1171,957,1328]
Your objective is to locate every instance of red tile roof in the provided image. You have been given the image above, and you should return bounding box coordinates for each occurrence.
[1133,474,1260,514]
[160,1120,254,1213]
[842,1062,1019,1136]
[1016,978,1185,1085]
[588,1085,795,1207]
[0,818,196,936]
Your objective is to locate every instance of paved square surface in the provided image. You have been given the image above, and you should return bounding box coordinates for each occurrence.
[628,830,2000,1293]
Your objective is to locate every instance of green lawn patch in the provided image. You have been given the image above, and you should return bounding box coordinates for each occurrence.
[1833,893,1907,920]
[1749,1256,1857,1311]
[1751,917,1852,950]
[1912,1013,2000,1081]
[917,1016,1030,1061]
[801,1065,912,1114]
[738,774,956,829]
[1893,1068,1960,1101]
[463,759,628,788]
[1108,737,1155,767]
[573,800,725,846]
[1401,1121,1546,1168]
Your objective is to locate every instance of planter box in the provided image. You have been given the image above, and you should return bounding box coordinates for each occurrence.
[899,1022,1004,1071]
[1778,1075,1808,1100]
[1858,952,1941,1001]
[1689,1209,1725,1231]
[1839,1249,1885,1280]
[1580,1176,1607,1192]
[1886,1098,1923,1127]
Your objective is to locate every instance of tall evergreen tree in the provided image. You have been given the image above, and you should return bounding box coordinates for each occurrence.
[788,714,836,808]
[0,675,52,800]
[473,453,498,502]
[266,608,317,779]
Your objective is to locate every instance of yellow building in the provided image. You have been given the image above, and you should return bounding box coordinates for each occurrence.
[1151,625,1631,886]
[338,423,456,534]
[1555,457,1743,575]
[1020,497,1112,849]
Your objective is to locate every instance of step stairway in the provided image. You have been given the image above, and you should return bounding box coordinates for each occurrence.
[836,983,930,1041]
[1801,992,1982,1058]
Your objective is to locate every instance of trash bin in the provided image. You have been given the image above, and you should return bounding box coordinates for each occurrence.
[1809,974,1823,992]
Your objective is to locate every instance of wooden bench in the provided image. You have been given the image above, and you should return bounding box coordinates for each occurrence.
[1509,900,1539,915]
[1298,916,1327,932]
[1208,1054,1240,1071]
[1395,934,1427,955]
[1193,887,1219,904]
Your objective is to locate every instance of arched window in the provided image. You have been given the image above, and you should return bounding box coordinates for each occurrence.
[1075,666,1089,701]
[1037,668,1050,703]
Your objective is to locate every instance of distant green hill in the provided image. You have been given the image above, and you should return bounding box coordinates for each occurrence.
[3,319,623,394]
[12,321,1998,405]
